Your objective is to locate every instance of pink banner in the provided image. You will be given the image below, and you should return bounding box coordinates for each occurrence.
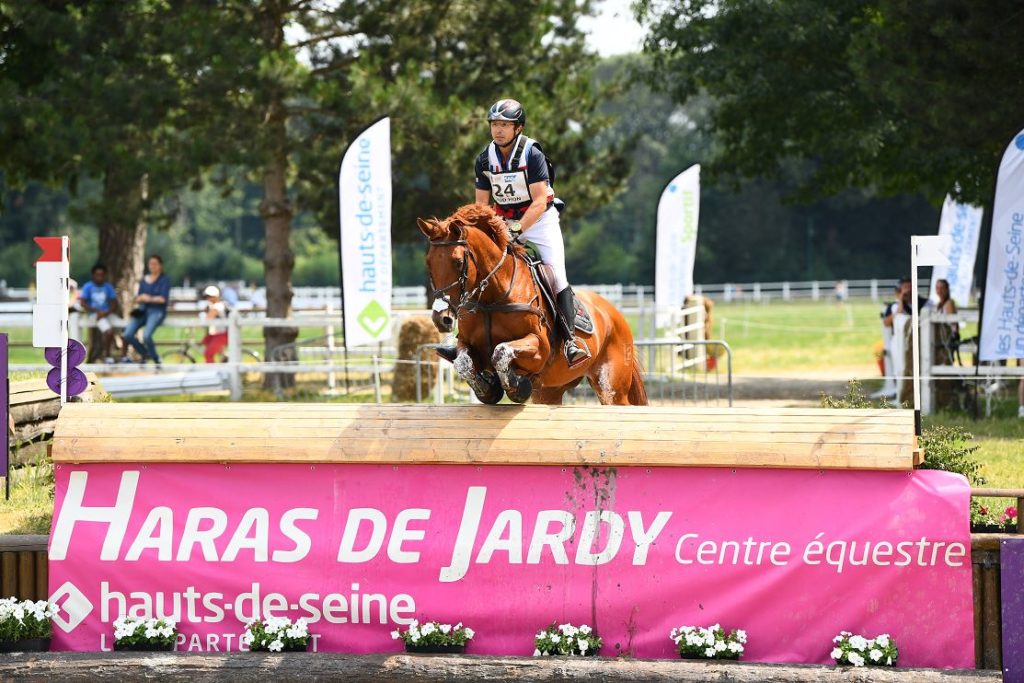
[49,463,973,667]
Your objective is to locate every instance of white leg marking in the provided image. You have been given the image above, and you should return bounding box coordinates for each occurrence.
[492,343,518,390]
[597,362,616,402]
[454,348,475,381]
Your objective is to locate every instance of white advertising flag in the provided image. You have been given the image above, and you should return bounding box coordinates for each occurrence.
[929,194,983,306]
[339,117,392,348]
[655,164,700,328]
[979,129,1024,361]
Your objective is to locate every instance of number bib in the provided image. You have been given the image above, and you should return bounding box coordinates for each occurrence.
[483,169,532,206]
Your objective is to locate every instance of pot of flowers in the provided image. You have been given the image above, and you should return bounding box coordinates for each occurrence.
[392,620,475,654]
[0,598,54,652]
[971,505,1018,533]
[533,623,601,657]
[831,631,898,667]
[242,617,311,653]
[670,624,746,660]
[113,616,178,651]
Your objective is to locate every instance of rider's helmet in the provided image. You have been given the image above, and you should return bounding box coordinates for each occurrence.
[487,99,526,127]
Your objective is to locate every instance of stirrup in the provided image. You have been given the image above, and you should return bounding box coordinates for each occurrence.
[436,345,458,363]
[564,338,590,366]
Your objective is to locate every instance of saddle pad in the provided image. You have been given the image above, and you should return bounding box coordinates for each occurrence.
[573,295,594,335]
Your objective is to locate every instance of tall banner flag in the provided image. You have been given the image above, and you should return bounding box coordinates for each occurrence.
[979,129,1024,361]
[339,117,392,348]
[929,194,983,306]
[655,164,700,328]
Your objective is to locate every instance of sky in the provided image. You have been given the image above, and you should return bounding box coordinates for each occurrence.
[581,0,646,57]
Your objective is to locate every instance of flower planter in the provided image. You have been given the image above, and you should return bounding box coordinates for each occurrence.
[405,644,466,654]
[972,523,1015,533]
[0,637,50,652]
[114,642,176,652]
[679,653,740,660]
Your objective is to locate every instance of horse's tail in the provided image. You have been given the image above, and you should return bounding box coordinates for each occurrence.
[627,353,649,406]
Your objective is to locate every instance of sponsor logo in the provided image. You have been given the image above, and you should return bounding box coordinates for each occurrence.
[357,300,389,338]
[50,581,93,633]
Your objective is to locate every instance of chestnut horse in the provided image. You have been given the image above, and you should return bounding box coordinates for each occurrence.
[418,204,648,405]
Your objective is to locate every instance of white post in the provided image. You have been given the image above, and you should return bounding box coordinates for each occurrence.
[870,279,879,301]
[326,301,336,392]
[920,306,933,415]
[782,282,790,301]
[811,281,820,301]
[227,310,242,401]
[373,355,382,403]
[753,283,761,302]
[910,245,921,414]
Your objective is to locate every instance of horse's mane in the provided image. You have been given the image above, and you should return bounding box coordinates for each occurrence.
[448,204,526,258]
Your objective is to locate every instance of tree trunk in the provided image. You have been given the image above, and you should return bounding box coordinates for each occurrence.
[98,171,147,320]
[257,6,297,393]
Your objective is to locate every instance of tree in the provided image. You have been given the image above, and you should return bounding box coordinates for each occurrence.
[0,1,238,313]
[638,0,1024,205]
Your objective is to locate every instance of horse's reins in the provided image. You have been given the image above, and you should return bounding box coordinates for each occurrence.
[427,225,547,363]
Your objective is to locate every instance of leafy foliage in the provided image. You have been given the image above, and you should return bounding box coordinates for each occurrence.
[391,620,474,648]
[639,0,1024,205]
[0,599,53,641]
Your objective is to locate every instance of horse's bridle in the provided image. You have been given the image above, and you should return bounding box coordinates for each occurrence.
[427,224,509,316]
[426,224,546,363]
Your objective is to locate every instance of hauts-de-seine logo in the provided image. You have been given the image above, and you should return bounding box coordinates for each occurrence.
[357,299,389,338]
[49,581,94,633]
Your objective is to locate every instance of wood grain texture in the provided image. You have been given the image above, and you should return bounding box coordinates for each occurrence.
[0,653,1001,682]
[52,403,919,470]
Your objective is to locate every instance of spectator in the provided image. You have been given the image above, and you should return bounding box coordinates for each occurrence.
[201,285,229,363]
[220,281,240,308]
[122,254,170,364]
[932,278,960,410]
[79,264,119,363]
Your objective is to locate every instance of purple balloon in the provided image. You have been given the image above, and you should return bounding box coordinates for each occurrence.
[44,339,86,366]
[46,367,88,397]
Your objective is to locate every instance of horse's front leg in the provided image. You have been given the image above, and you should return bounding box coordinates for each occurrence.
[452,341,503,404]
[492,334,545,404]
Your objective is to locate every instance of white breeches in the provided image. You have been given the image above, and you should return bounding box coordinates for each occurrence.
[523,207,569,292]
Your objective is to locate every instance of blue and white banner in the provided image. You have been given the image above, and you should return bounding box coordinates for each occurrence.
[979,129,1024,361]
[929,195,983,307]
[655,164,700,328]
[339,117,392,348]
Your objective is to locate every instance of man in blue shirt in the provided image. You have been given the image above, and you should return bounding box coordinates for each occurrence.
[80,264,118,363]
[473,99,587,365]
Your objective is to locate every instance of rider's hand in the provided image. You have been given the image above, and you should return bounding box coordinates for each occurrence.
[505,219,523,237]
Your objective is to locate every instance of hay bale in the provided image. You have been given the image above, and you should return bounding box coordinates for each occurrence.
[392,316,442,402]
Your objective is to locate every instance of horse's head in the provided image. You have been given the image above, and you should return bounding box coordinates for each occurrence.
[418,217,471,333]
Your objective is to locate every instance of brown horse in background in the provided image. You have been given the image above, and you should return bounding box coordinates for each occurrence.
[418,204,648,405]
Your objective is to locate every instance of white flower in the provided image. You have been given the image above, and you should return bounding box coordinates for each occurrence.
[885,656,893,665]
[463,628,474,639]
[391,630,401,640]
[421,622,436,636]
[268,639,284,652]
[727,642,743,653]
[848,635,868,651]
[734,630,747,643]
[578,639,588,653]
[410,634,420,643]
[875,634,890,647]
[440,624,451,634]
[831,647,843,660]
[869,649,883,662]
[714,641,726,652]
[550,634,561,644]
[144,627,159,639]
[847,652,865,667]
[533,648,542,656]
[704,647,716,658]
[579,625,593,635]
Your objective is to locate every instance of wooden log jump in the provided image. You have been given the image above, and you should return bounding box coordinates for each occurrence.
[52,403,922,470]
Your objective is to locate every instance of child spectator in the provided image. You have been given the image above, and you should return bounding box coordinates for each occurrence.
[201,285,229,363]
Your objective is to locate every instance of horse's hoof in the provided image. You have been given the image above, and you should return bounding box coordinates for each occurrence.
[506,375,532,404]
[474,371,504,405]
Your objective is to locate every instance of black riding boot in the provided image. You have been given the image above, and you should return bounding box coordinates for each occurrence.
[556,287,588,364]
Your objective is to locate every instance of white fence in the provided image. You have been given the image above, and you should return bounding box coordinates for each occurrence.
[0,277,903,312]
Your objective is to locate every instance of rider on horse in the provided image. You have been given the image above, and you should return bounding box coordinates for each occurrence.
[468,98,588,365]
